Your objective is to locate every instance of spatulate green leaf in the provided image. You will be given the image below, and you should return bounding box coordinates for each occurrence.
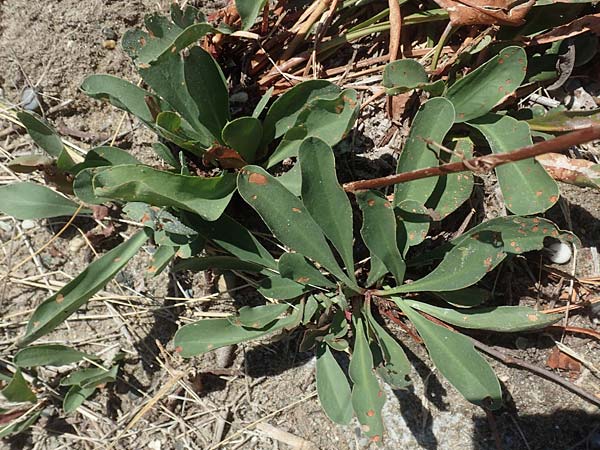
[231,303,290,328]
[1,370,36,403]
[383,59,444,96]
[470,114,559,215]
[93,165,236,221]
[396,300,502,409]
[16,111,63,157]
[278,252,336,288]
[18,230,148,346]
[299,137,355,281]
[14,345,97,368]
[238,166,355,288]
[316,343,353,425]
[394,97,455,206]
[445,46,527,122]
[357,190,405,284]
[0,182,85,220]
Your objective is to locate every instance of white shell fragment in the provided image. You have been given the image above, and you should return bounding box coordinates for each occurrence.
[545,241,572,265]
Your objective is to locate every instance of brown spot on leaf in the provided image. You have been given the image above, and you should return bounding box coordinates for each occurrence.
[292,207,302,213]
[175,346,183,353]
[248,173,268,185]
[510,241,516,247]
[362,425,371,433]
[371,436,381,443]
[515,247,522,252]
[56,294,64,304]
[171,46,177,53]
[535,191,543,197]
[367,199,376,207]
[148,266,157,273]
[113,257,121,263]
[297,276,310,283]
[549,195,558,203]
[498,58,504,64]
[383,202,391,208]
[484,256,493,271]
[33,321,40,327]
[532,226,539,232]
[367,409,375,417]
[528,314,538,321]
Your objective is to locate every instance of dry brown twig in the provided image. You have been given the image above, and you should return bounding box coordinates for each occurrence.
[343,126,600,192]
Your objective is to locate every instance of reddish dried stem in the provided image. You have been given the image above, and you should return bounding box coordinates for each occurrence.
[343,126,600,192]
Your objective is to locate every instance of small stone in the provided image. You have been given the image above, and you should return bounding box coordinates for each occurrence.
[102,40,117,50]
[69,237,86,253]
[147,440,161,450]
[21,87,41,112]
[21,219,36,230]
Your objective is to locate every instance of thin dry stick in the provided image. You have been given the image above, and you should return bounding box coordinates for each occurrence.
[280,0,331,62]
[343,126,600,192]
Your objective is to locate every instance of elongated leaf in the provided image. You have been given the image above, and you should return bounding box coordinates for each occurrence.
[63,385,96,413]
[238,166,355,288]
[257,275,310,300]
[299,138,355,282]
[278,252,336,288]
[396,300,502,409]
[364,309,411,389]
[93,165,235,221]
[316,343,353,425]
[222,117,263,162]
[349,317,385,443]
[1,370,36,403]
[18,231,148,346]
[252,87,273,118]
[470,114,559,215]
[0,182,85,220]
[382,216,563,295]
[405,300,562,332]
[16,111,63,157]
[60,365,118,388]
[0,410,41,438]
[81,75,159,128]
[236,0,267,29]
[433,287,489,308]
[123,5,214,65]
[395,199,430,255]
[266,89,359,168]
[147,245,177,276]
[174,256,264,273]
[445,46,527,122]
[262,80,340,145]
[231,303,290,328]
[189,214,277,270]
[357,190,405,283]
[383,59,444,96]
[137,47,228,140]
[72,146,140,174]
[14,345,96,367]
[527,108,600,132]
[394,97,455,206]
[174,308,301,357]
[426,138,474,219]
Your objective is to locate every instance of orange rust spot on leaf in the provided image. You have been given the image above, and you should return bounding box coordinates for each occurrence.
[484,256,493,271]
[292,207,302,213]
[527,314,538,322]
[367,199,376,207]
[56,294,64,304]
[535,191,542,197]
[498,58,504,64]
[207,344,214,350]
[361,425,371,432]
[141,213,151,223]
[113,257,122,263]
[171,46,177,53]
[383,202,391,208]
[532,226,539,232]
[297,276,310,283]
[515,247,522,252]
[377,390,383,397]
[248,173,268,185]
[252,322,259,327]
[148,266,157,273]
[335,104,344,113]
[251,195,257,201]
[510,241,516,247]
[175,346,183,353]
[371,435,381,443]
[367,409,375,417]
[344,95,357,108]
[542,228,548,233]
[549,195,558,203]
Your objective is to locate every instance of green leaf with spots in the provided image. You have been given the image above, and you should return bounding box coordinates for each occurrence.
[383,59,445,96]
[381,216,562,295]
[93,165,236,221]
[396,300,502,409]
[349,317,386,444]
[299,138,355,281]
[18,230,148,346]
[14,345,97,368]
[279,252,336,288]
[0,182,86,220]
[364,309,411,389]
[238,166,356,288]
[266,89,359,168]
[470,114,559,215]
[395,199,430,255]
[445,46,527,123]
[404,300,562,332]
[316,343,353,425]
[426,138,474,220]
[394,97,455,206]
[174,308,301,357]
[357,190,405,284]
[231,303,291,329]
[1,370,36,403]
[16,111,63,157]
[222,117,263,162]
[257,275,311,300]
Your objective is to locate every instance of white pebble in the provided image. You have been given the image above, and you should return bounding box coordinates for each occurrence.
[546,241,572,264]
[21,219,36,230]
